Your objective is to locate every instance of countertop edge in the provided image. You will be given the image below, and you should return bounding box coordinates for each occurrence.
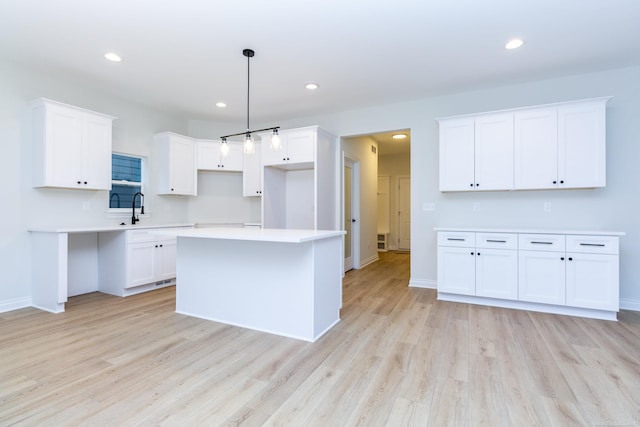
[434,227,625,236]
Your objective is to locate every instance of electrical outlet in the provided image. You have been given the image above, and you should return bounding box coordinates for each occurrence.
[473,202,480,212]
[423,202,435,211]
[82,201,90,211]
[544,202,552,212]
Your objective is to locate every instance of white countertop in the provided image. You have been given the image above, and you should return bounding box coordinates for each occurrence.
[435,227,625,236]
[154,227,346,243]
[28,223,194,233]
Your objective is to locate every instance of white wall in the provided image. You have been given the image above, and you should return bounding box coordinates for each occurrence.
[266,65,640,307]
[379,152,411,250]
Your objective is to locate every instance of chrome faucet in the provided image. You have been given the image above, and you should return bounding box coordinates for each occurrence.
[131,192,145,225]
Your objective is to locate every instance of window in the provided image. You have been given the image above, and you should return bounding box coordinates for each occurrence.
[109,154,144,210]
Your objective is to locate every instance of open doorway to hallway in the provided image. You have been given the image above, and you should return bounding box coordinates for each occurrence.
[342,130,411,270]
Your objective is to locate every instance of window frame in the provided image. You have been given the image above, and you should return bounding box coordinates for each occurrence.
[107,152,147,217]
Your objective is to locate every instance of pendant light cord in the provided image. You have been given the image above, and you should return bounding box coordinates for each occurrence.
[246,51,250,132]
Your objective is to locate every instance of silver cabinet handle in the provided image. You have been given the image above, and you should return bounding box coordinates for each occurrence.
[531,241,553,245]
[579,243,605,247]
[486,239,506,243]
[447,238,465,241]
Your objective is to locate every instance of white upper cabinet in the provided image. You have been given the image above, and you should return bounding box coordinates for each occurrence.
[262,128,315,167]
[514,108,558,189]
[31,98,115,190]
[197,140,243,172]
[438,118,475,191]
[243,141,262,197]
[558,100,607,188]
[474,113,514,190]
[439,97,610,192]
[154,132,197,196]
[439,113,513,191]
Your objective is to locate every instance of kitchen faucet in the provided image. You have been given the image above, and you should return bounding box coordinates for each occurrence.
[131,192,145,225]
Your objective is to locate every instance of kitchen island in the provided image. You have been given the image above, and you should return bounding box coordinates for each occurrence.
[165,228,345,342]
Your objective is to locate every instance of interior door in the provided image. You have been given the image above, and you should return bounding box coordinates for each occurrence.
[398,176,411,250]
[344,160,354,271]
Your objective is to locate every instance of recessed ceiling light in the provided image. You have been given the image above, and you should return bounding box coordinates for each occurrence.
[104,52,122,62]
[392,133,407,139]
[216,102,227,108]
[505,39,524,50]
[305,83,319,90]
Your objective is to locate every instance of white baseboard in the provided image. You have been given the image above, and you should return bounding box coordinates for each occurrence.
[409,278,437,289]
[358,254,379,269]
[0,297,32,313]
[620,298,640,312]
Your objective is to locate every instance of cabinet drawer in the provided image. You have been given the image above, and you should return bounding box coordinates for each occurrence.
[566,235,618,255]
[519,234,565,252]
[476,233,517,249]
[127,230,156,244]
[438,231,475,247]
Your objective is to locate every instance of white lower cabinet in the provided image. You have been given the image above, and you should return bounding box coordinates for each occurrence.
[99,227,185,297]
[437,228,623,320]
[126,237,176,288]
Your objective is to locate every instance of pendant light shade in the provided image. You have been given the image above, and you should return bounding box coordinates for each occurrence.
[220,138,230,156]
[270,128,282,151]
[220,49,279,155]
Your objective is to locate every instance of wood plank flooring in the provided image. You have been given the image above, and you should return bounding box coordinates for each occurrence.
[1,251,640,426]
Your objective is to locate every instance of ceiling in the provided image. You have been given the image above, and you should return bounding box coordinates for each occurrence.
[1,0,639,128]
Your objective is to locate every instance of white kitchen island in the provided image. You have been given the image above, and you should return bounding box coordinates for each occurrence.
[168,228,345,342]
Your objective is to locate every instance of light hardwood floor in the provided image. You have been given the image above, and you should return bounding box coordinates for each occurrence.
[1,251,639,426]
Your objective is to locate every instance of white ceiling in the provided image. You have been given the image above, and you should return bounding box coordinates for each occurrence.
[1,0,640,127]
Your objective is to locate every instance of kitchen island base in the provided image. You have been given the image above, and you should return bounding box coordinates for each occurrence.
[175,229,344,342]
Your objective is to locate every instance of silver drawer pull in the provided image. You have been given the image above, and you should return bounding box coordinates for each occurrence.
[486,239,506,243]
[579,243,606,247]
[531,241,553,245]
[447,238,465,241]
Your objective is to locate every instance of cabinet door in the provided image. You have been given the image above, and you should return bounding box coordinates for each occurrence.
[518,250,565,305]
[475,249,518,299]
[558,101,606,188]
[261,138,285,166]
[222,142,244,171]
[197,141,222,170]
[514,108,558,189]
[243,142,262,196]
[169,135,197,195]
[156,239,177,281]
[45,104,84,188]
[439,118,475,191]
[285,129,315,164]
[566,253,618,311]
[81,112,112,190]
[437,246,476,295]
[474,113,514,190]
[126,242,156,288]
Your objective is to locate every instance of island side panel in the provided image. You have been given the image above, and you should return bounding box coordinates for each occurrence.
[312,235,342,340]
[31,232,67,313]
[176,237,316,341]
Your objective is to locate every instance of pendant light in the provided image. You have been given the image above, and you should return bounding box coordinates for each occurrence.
[220,49,280,154]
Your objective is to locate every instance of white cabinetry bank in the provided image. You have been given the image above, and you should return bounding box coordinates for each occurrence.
[437,97,610,192]
[436,228,624,320]
[31,98,116,190]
